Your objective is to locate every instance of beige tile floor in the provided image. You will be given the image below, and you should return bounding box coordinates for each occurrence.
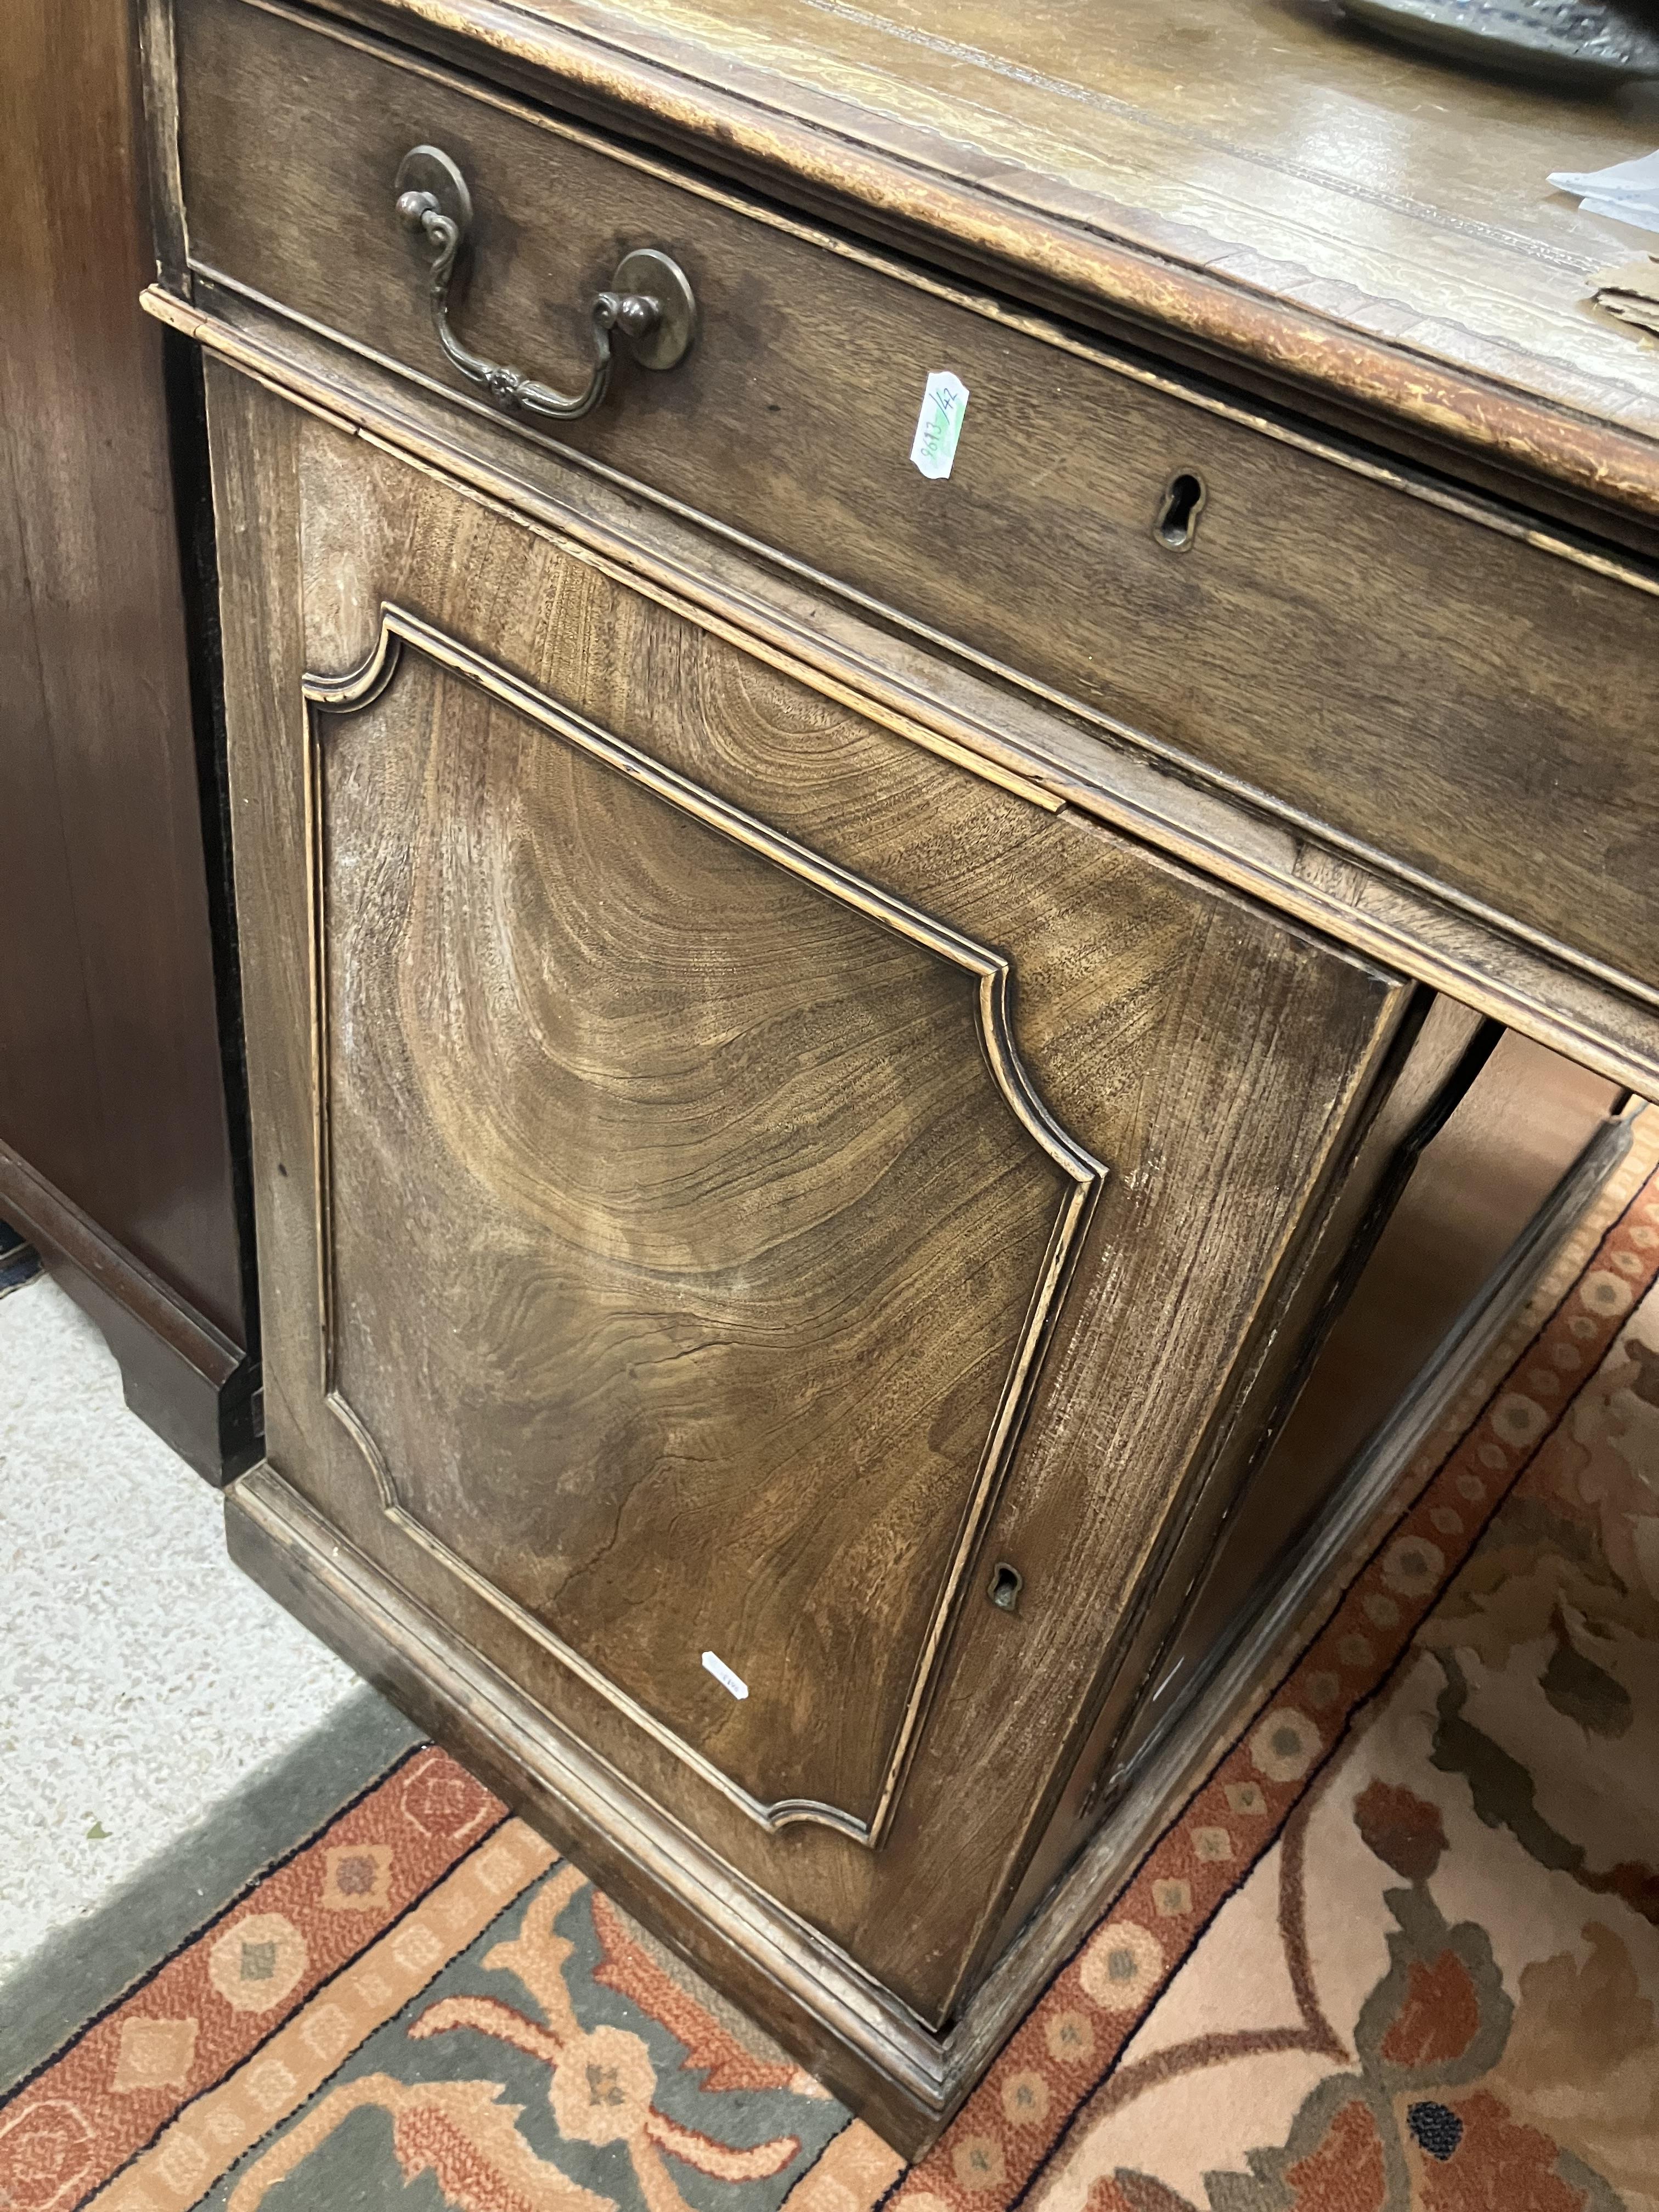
[0,1267,359,1980]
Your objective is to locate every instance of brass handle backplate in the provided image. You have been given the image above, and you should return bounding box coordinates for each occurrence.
[393,144,697,422]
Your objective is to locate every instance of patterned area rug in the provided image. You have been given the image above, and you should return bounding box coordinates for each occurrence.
[7,1125,1659,2211]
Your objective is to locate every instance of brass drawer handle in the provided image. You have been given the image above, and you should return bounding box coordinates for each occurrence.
[393,144,696,422]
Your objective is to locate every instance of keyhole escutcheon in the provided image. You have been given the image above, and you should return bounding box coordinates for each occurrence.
[1154,470,1207,551]
[989,1561,1023,1613]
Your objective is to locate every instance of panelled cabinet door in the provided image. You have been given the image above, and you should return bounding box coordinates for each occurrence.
[211,369,1411,2022]
[311,600,1098,1847]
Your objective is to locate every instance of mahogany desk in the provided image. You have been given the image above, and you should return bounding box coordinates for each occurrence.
[139,0,1659,2145]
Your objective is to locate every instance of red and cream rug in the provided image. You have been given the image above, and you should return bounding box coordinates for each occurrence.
[7,1122,1659,2212]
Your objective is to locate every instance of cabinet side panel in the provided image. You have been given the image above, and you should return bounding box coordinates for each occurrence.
[1,0,244,1348]
[203,366,322,1462]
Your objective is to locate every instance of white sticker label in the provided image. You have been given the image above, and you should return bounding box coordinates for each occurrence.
[701,1649,749,1700]
[910,370,969,480]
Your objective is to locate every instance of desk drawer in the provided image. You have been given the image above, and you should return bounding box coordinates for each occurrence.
[176,0,1658,992]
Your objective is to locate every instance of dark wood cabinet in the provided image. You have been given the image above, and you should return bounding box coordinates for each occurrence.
[2,0,253,1478]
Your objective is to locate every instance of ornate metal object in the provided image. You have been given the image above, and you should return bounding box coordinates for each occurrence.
[1340,0,1659,83]
[393,144,697,421]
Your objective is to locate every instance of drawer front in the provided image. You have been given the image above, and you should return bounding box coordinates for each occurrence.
[176,0,1658,996]
[211,369,1410,2019]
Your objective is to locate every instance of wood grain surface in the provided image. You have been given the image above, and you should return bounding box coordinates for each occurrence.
[166,0,1659,2127]
[272,0,1659,530]
[1,0,251,1470]
[172,0,1659,998]
[311,610,1094,1839]
[144,279,1659,1104]
[208,361,1416,2023]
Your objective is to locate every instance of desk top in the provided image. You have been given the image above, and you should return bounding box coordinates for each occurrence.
[345,0,1659,530]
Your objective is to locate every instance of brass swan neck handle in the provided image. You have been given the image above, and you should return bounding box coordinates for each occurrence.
[393,144,696,422]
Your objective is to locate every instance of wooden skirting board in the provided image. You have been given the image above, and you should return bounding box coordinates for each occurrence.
[0,1141,257,1485]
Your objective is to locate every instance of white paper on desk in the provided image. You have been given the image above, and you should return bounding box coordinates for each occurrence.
[1549,148,1659,236]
